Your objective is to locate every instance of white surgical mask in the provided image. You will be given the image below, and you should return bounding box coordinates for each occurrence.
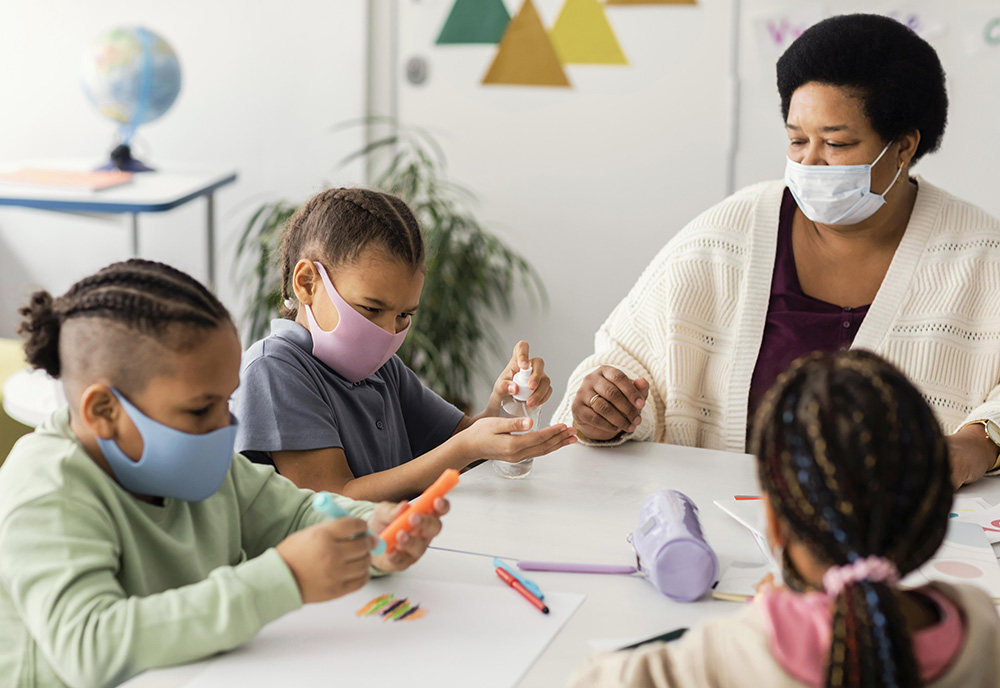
[784,143,904,226]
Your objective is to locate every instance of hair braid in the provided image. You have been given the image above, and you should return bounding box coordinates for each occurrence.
[278,193,323,305]
[277,187,424,317]
[17,259,231,378]
[749,350,952,688]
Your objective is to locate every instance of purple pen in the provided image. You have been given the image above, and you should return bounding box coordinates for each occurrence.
[517,561,638,574]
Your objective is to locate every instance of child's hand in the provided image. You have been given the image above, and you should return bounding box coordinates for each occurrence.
[754,572,780,600]
[369,498,449,572]
[484,341,553,416]
[275,518,374,604]
[459,416,577,463]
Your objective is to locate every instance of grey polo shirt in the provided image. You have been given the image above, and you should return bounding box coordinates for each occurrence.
[233,319,464,478]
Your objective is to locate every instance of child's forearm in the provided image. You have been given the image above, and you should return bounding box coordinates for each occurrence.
[0,499,301,687]
[452,413,475,435]
[338,435,474,502]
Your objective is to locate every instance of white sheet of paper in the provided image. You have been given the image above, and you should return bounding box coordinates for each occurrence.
[716,496,990,541]
[904,520,1000,600]
[713,498,765,538]
[716,499,1000,601]
[955,499,1000,544]
[712,559,773,601]
[950,496,990,514]
[714,498,779,571]
[182,577,585,688]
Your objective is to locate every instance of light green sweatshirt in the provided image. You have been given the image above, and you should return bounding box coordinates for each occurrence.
[0,408,376,688]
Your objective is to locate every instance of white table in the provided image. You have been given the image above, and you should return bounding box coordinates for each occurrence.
[124,442,764,688]
[0,160,237,288]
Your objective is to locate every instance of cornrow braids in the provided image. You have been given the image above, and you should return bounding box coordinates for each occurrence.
[277,187,424,316]
[749,350,952,688]
[17,259,231,379]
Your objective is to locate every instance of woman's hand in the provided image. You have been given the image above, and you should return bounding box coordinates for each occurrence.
[947,424,999,488]
[369,498,449,573]
[571,366,650,441]
[483,341,553,417]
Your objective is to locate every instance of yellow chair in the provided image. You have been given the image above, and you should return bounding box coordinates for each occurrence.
[0,338,31,465]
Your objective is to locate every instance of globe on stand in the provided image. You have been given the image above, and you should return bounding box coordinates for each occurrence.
[81,26,182,172]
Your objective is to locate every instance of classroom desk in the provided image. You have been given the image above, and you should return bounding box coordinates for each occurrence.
[436,442,765,686]
[0,160,237,288]
[123,442,765,688]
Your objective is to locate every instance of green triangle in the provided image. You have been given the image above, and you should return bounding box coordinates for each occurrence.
[436,0,512,45]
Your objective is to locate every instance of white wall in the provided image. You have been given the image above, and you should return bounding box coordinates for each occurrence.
[397,0,737,406]
[735,0,1000,219]
[0,0,367,338]
[5,0,998,407]
[395,0,1000,410]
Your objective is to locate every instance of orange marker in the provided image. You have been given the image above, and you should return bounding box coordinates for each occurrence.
[497,566,549,614]
[379,468,459,552]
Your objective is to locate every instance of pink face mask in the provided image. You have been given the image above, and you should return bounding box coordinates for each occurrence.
[303,261,409,383]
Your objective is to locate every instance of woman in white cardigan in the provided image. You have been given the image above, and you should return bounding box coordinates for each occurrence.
[554,13,1000,487]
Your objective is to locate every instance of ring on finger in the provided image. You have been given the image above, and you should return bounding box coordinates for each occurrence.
[589,393,601,408]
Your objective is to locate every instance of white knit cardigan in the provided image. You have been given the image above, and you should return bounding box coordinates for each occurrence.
[552,178,1000,453]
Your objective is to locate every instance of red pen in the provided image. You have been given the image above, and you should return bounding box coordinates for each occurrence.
[496,566,549,614]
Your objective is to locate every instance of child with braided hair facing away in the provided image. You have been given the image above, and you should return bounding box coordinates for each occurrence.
[232,187,577,501]
[571,350,1000,688]
[0,260,448,688]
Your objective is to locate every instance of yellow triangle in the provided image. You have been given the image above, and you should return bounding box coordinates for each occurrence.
[482,0,571,87]
[551,0,627,65]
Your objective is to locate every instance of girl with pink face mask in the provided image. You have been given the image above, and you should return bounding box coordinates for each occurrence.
[233,188,577,502]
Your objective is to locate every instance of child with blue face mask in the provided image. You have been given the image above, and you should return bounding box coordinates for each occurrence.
[0,259,448,687]
[233,187,577,502]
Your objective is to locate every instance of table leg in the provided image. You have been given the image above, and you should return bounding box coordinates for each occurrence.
[129,213,139,257]
[206,193,216,289]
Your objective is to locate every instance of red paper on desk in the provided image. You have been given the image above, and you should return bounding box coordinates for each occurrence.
[0,168,133,191]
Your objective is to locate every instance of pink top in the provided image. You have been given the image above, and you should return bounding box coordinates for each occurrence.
[761,586,966,686]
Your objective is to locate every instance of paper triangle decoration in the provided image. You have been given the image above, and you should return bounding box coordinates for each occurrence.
[482,0,571,87]
[606,0,696,5]
[436,0,511,45]
[550,0,627,65]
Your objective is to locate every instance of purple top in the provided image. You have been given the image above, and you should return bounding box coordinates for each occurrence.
[748,189,870,417]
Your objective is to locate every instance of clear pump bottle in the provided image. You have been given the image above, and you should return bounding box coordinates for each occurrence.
[494,366,541,479]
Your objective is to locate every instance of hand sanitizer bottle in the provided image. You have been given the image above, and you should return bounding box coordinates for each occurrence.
[494,366,542,480]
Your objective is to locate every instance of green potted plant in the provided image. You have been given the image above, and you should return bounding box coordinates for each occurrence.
[235,123,545,410]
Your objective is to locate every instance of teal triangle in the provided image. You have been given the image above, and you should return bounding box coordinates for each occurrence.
[436,0,511,45]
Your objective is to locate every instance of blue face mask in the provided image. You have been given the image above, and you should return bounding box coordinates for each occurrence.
[96,388,237,502]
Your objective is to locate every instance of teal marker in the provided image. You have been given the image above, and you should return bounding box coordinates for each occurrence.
[312,492,387,555]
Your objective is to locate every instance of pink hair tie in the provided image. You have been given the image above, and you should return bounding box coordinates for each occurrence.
[822,556,899,598]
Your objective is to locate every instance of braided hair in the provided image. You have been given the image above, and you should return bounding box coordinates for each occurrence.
[17,259,231,382]
[749,350,952,688]
[277,187,424,317]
